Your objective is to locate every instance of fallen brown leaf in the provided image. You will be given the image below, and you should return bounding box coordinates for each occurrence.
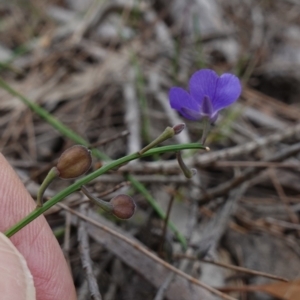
[219,279,300,300]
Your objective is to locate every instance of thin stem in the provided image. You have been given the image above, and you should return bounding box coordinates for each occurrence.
[139,126,174,155]
[81,186,112,213]
[159,189,176,257]
[201,117,211,145]
[36,167,59,207]
[5,143,206,238]
[176,151,196,179]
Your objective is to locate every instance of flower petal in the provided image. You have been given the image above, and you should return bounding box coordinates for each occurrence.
[189,69,218,105]
[181,107,202,121]
[212,73,242,112]
[201,96,213,116]
[169,87,200,120]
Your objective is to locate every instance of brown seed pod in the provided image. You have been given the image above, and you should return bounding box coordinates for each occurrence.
[110,194,136,220]
[57,145,92,179]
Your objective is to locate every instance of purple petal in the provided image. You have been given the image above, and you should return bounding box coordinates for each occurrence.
[181,107,202,120]
[189,69,218,105]
[201,96,213,116]
[169,87,200,120]
[212,73,242,112]
[210,112,219,123]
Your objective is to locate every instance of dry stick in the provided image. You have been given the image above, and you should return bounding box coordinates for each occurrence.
[243,87,300,121]
[96,181,131,198]
[196,184,248,259]
[212,161,300,168]
[69,181,131,207]
[175,254,288,282]
[158,188,176,258]
[78,204,102,300]
[57,202,236,300]
[268,168,299,224]
[90,130,129,147]
[265,217,300,231]
[104,259,122,300]
[154,272,176,300]
[199,142,300,205]
[119,123,300,174]
[123,68,142,154]
[70,0,105,43]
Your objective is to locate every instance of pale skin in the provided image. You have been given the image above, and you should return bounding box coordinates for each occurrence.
[0,153,77,300]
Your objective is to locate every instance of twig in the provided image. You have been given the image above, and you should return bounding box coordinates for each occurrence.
[268,168,299,224]
[123,68,142,154]
[199,142,300,205]
[196,184,248,258]
[57,202,236,300]
[211,161,300,168]
[159,187,176,257]
[103,259,122,300]
[90,130,129,147]
[70,0,106,44]
[118,123,300,174]
[265,217,300,231]
[78,204,102,300]
[175,254,288,282]
[154,272,175,300]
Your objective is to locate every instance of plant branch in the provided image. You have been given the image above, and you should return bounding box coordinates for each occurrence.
[5,143,206,238]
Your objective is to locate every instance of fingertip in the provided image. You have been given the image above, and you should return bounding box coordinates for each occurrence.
[0,153,76,300]
[0,232,36,300]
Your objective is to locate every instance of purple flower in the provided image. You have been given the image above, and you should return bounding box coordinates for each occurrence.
[169,69,242,123]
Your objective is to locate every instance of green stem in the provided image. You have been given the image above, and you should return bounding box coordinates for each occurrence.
[139,126,174,155]
[5,143,205,238]
[81,185,113,213]
[201,117,211,145]
[176,151,196,179]
[36,167,59,207]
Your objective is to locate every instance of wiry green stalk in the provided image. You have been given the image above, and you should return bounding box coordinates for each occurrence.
[5,143,206,238]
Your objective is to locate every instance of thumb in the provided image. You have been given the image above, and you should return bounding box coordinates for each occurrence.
[0,232,36,300]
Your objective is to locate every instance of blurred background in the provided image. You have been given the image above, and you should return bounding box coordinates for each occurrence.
[1,0,300,299]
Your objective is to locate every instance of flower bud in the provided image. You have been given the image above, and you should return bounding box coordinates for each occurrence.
[139,126,175,155]
[172,123,185,135]
[57,145,92,179]
[110,194,136,220]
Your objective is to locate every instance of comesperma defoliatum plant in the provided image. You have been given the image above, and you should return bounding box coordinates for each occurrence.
[4,69,241,248]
